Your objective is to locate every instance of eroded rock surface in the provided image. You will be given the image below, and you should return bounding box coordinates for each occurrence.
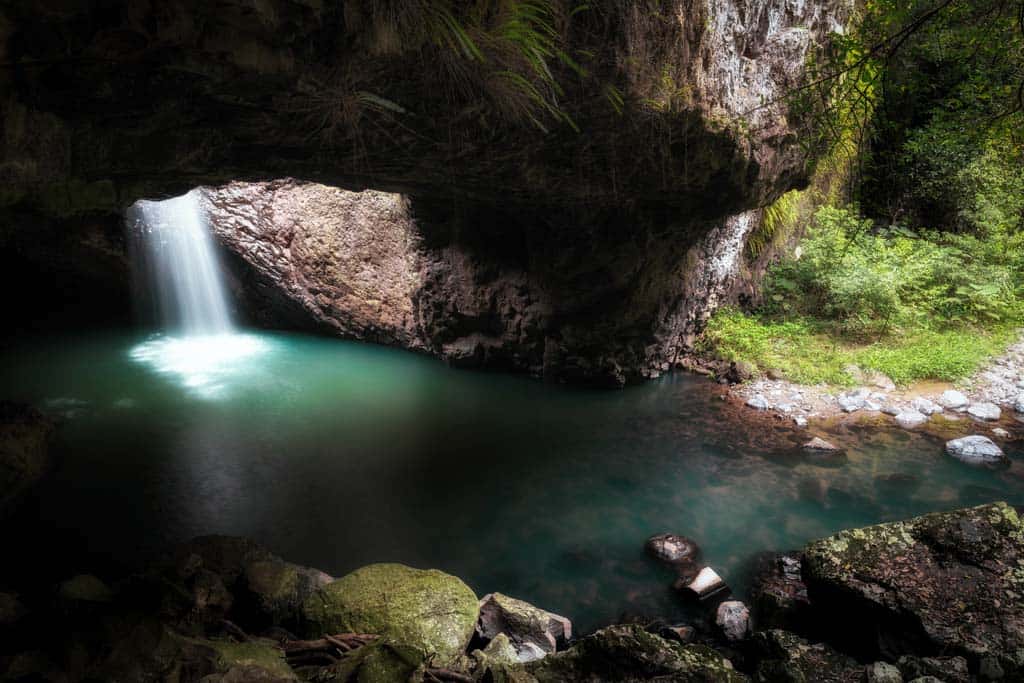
[802,502,1024,675]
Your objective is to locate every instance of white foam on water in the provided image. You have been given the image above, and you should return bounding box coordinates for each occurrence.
[129,333,271,400]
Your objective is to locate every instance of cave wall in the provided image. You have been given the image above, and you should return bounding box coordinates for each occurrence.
[0,0,853,382]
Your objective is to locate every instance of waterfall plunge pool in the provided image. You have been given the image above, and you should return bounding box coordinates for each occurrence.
[1,327,1022,633]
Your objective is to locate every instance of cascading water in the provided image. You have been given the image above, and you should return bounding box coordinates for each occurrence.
[128,189,268,399]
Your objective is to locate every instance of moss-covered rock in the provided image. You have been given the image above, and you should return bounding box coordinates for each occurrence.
[239,559,333,630]
[803,502,1024,676]
[476,592,572,662]
[301,563,479,665]
[523,624,747,682]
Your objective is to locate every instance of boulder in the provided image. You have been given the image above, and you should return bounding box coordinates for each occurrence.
[746,395,770,411]
[57,574,114,605]
[939,390,969,409]
[894,410,928,429]
[476,592,572,663]
[644,533,700,564]
[802,502,1024,676]
[911,398,941,416]
[238,559,332,630]
[748,553,812,632]
[523,624,746,682]
[945,435,1007,466]
[715,601,750,641]
[967,402,1001,421]
[752,630,865,683]
[0,402,55,517]
[300,563,478,665]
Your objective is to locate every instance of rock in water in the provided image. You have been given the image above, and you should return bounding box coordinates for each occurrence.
[939,390,969,409]
[802,437,839,452]
[945,435,1006,466]
[644,533,700,564]
[300,563,478,665]
[476,592,572,663]
[802,502,1024,676]
[680,566,728,600]
[715,601,750,641]
[894,410,928,429]
[967,402,1001,421]
[523,624,745,682]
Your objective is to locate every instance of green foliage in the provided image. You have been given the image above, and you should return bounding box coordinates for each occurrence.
[747,190,801,259]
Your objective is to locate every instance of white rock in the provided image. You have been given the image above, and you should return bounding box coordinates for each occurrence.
[945,435,1006,465]
[803,437,839,452]
[684,567,727,600]
[715,600,750,641]
[895,410,928,429]
[911,398,942,415]
[993,427,1010,439]
[881,405,901,416]
[746,395,770,411]
[1015,392,1024,414]
[793,416,808,428]
[967,402,1001,421]
[866,661,902,683]
[938,390,969,409]
[864,400,882,412]
[837,389,869,413]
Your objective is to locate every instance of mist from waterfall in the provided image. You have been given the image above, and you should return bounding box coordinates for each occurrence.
[128,189,269,399]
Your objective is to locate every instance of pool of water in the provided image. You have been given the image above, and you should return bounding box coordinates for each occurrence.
[2,328,1022,632]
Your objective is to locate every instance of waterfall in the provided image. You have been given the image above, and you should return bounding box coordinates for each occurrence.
[127,189,268,399]
[129,189,233,335]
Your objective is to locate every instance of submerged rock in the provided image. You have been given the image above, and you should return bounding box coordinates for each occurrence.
[679,566,728,601]
[300,563,478,665]
[715,601,750,642]
[476,592,572,663]
[644,533,700,564]
[523,624,746,682]
[967,402,1001,421]
[945,435,1006,466]
[802,502,1024,675]
[802,437,839,452]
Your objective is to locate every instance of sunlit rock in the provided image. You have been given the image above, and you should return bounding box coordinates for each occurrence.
[945,435,1006,466]
[939,390,969,409]
[894,410,928,429]
[967,402,1001,421]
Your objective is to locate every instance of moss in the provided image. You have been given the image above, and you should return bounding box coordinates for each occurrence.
[206,638,296,679]
[301,563,478,665]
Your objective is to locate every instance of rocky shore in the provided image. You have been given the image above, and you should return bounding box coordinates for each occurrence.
[1,502,1021,682]
[727,334,1024,439]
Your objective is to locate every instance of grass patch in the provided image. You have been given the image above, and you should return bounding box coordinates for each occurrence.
[700,308,1018,387]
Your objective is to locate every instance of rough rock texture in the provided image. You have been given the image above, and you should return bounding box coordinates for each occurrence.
[300,563,479,665]
[716,600,751,642]
[945,435,1007,466]
[802,502,1024,675]
[2,0,853,384]
[0,401,55,517]
[752,630,865,683]
[644,533,701,564]
[522,624,747,682]
[748,552,813,632]
[476,592,572,663]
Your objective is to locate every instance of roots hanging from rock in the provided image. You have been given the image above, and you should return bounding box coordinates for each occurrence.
[281,633,379,667]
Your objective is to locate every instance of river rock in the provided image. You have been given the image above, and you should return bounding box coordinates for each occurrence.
[0,402,56,517]
[993,427,1010,438]
[882,404,902,416]
[802,502,1024,675]
[237,559,332,630]
[939,390,969,409]
[967,402,1001,421]
[911,398,941,415]
[644,533,700,564]
[945,435,1006,466]
[523,624,746,682]
[802,437,839,452]
[300,563,478,664]
[746,394,770,411]
[679,566,728,600]
[894,410,928,429]
[752,630,864,682]
[867,661,903,683]
[715,600,750,641]
[897,655,969,683]
[1015,392,1024,413]
[476,592,572,663]
[838,388,871,413]
[794,415,808,428]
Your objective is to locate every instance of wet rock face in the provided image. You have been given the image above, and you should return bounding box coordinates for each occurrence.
[476,592,572,663]
[802,502,1024,675]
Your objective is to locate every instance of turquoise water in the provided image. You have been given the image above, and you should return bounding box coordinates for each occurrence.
[1,328,1022,632]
